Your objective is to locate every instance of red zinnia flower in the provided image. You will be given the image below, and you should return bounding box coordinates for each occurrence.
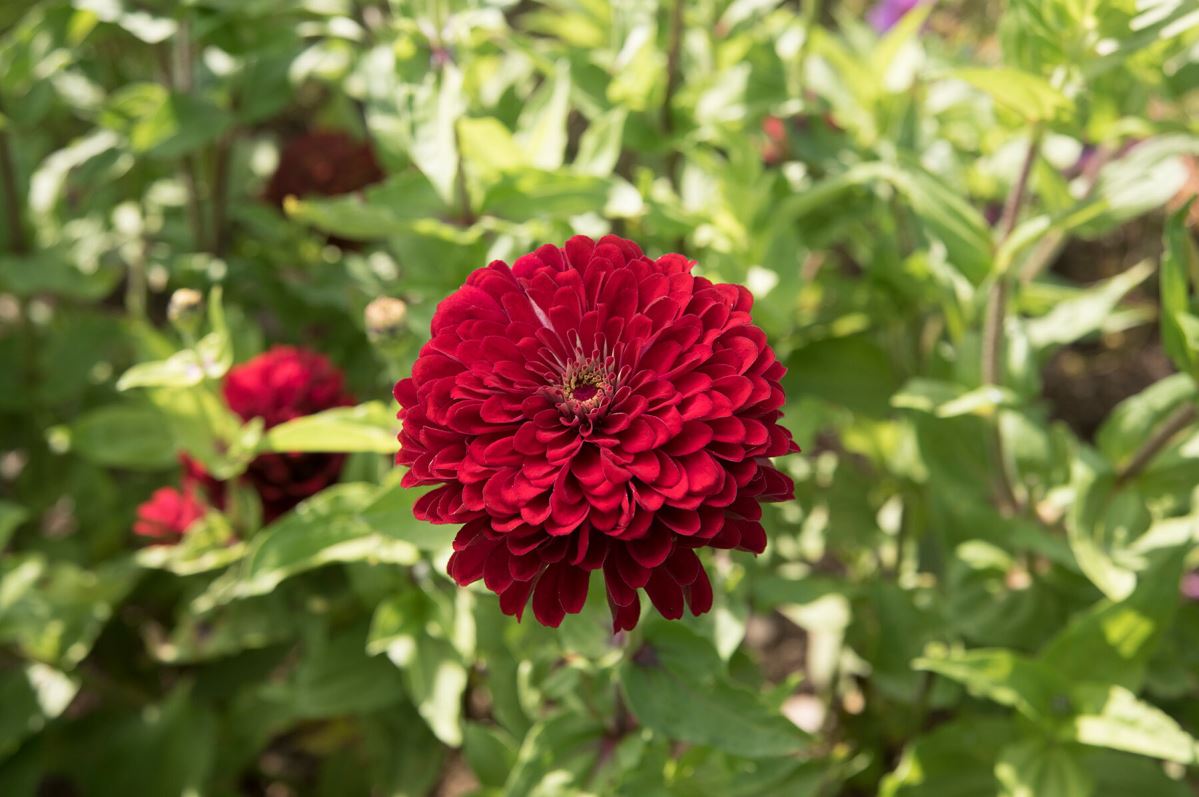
[394,236,797,630]
[180,346,355,524]
[134,486,206,543]
[263,130,384,207]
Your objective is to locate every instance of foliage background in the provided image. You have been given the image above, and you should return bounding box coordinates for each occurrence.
[3,0,1199,794]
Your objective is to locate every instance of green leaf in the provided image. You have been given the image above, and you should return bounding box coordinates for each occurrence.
[914,646,1071,724]
[1082,137,1199,237]
[149,592,299,664]
[283,625,407,719]
[134,513,246,576]
[64,686,216,797]
[1064,449,1149,602]
[283,172,444,240]
[886,159,994,283]
[1027,260,1154,350]
[261,402,398,454]
[193,484,419,609]
[458,116,528,178]
[786,333,901,416]
[516,60,571,170]
[504,713,603,796]
[620,624,808,758]
[0,663,79,758]
[995,739,1093,797]
[881,716,1017,797]
[1161,200,1199,377]
[463,723,519,788]
[1040,537,1188,691]
[0,500,29,549]
[0,555,138,669]
[893,379,1018,418]
[359,481,458,551]
[68,401,178,470]
[76,0,177,43]
[1070,684,1199,765]
[103,83,232,159]
[1096,374,1198,467]
[953,67,1072,123]
[480,169,613,220]
[408,65,465,204]
[574,108,627,177]
[369,592,468,746]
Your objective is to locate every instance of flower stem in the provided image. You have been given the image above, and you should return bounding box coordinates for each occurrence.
[0,102,27,255]
[662,0,685,184]
[983,132,1041,514]
[1115,403,1198,488]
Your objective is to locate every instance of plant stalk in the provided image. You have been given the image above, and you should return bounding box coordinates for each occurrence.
[983,133,1040,514]
[0,107,27,255]
[1116,403,1198,487]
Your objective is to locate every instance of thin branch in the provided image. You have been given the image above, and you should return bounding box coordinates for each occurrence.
[661,0,685,183]
[982,133,1041,514]
[210,133,232,257]
[0,103,27,254]
[1017,147,1110,285]
[167,21,207,251]
[1116,403,1198,488]
[996,134,1039,241]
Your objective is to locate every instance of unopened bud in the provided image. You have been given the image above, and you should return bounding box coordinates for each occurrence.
[167,288,204,335]
[365,296,408,340]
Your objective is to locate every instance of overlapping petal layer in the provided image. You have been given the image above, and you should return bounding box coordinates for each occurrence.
[395,236,797,630]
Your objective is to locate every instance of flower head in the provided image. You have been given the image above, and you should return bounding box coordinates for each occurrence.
[133,486,206,543]
[221,346,356,521]
[264,130,384,206]
[394,236,797,630]
[168,346,355,532]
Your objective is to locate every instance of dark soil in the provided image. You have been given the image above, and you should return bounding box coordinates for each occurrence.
[1040,218,1176,440]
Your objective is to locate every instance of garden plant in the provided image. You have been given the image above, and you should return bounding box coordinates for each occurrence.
[2,0,1199,795]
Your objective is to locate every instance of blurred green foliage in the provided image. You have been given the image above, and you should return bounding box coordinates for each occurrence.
[2,0,1199,795]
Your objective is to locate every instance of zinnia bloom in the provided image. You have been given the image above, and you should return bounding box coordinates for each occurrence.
[394,236,797,630]
[264,130,385,248]
[133,487,206,543]
[263,130,384,206]
[179,346,355,525]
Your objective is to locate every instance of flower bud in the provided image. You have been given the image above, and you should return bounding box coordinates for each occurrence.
[167,288,204,335]
[365,296,408,341]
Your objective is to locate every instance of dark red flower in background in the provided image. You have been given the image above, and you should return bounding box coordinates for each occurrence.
[394,235,797,630]
[263,130,385,249]
[136,346,355,542]
[133,487,206,543]
[263,130,384,207]
[222,346,355,521]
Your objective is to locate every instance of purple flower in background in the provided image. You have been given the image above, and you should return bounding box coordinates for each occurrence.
[869,0,928,33]
[1182,571,1199,601]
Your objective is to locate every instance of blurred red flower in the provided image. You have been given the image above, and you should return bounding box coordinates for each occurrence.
[222,346,355,521]
[263,130,384,207]
[133,486,206,543]
[263,130,383,250]
[394,235,798,630]
[138,346,356,543]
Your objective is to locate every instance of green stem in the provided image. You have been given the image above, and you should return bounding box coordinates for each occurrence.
[983,132,1041,514]
[661,0,685,184]
[0,105,27,255]
[1116,403,1198,488]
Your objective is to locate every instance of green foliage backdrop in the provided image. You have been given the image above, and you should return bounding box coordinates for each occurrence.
[2,0,1199,794]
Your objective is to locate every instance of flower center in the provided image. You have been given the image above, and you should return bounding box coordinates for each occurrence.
[541,350,621,421]
[560,360,611,412]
